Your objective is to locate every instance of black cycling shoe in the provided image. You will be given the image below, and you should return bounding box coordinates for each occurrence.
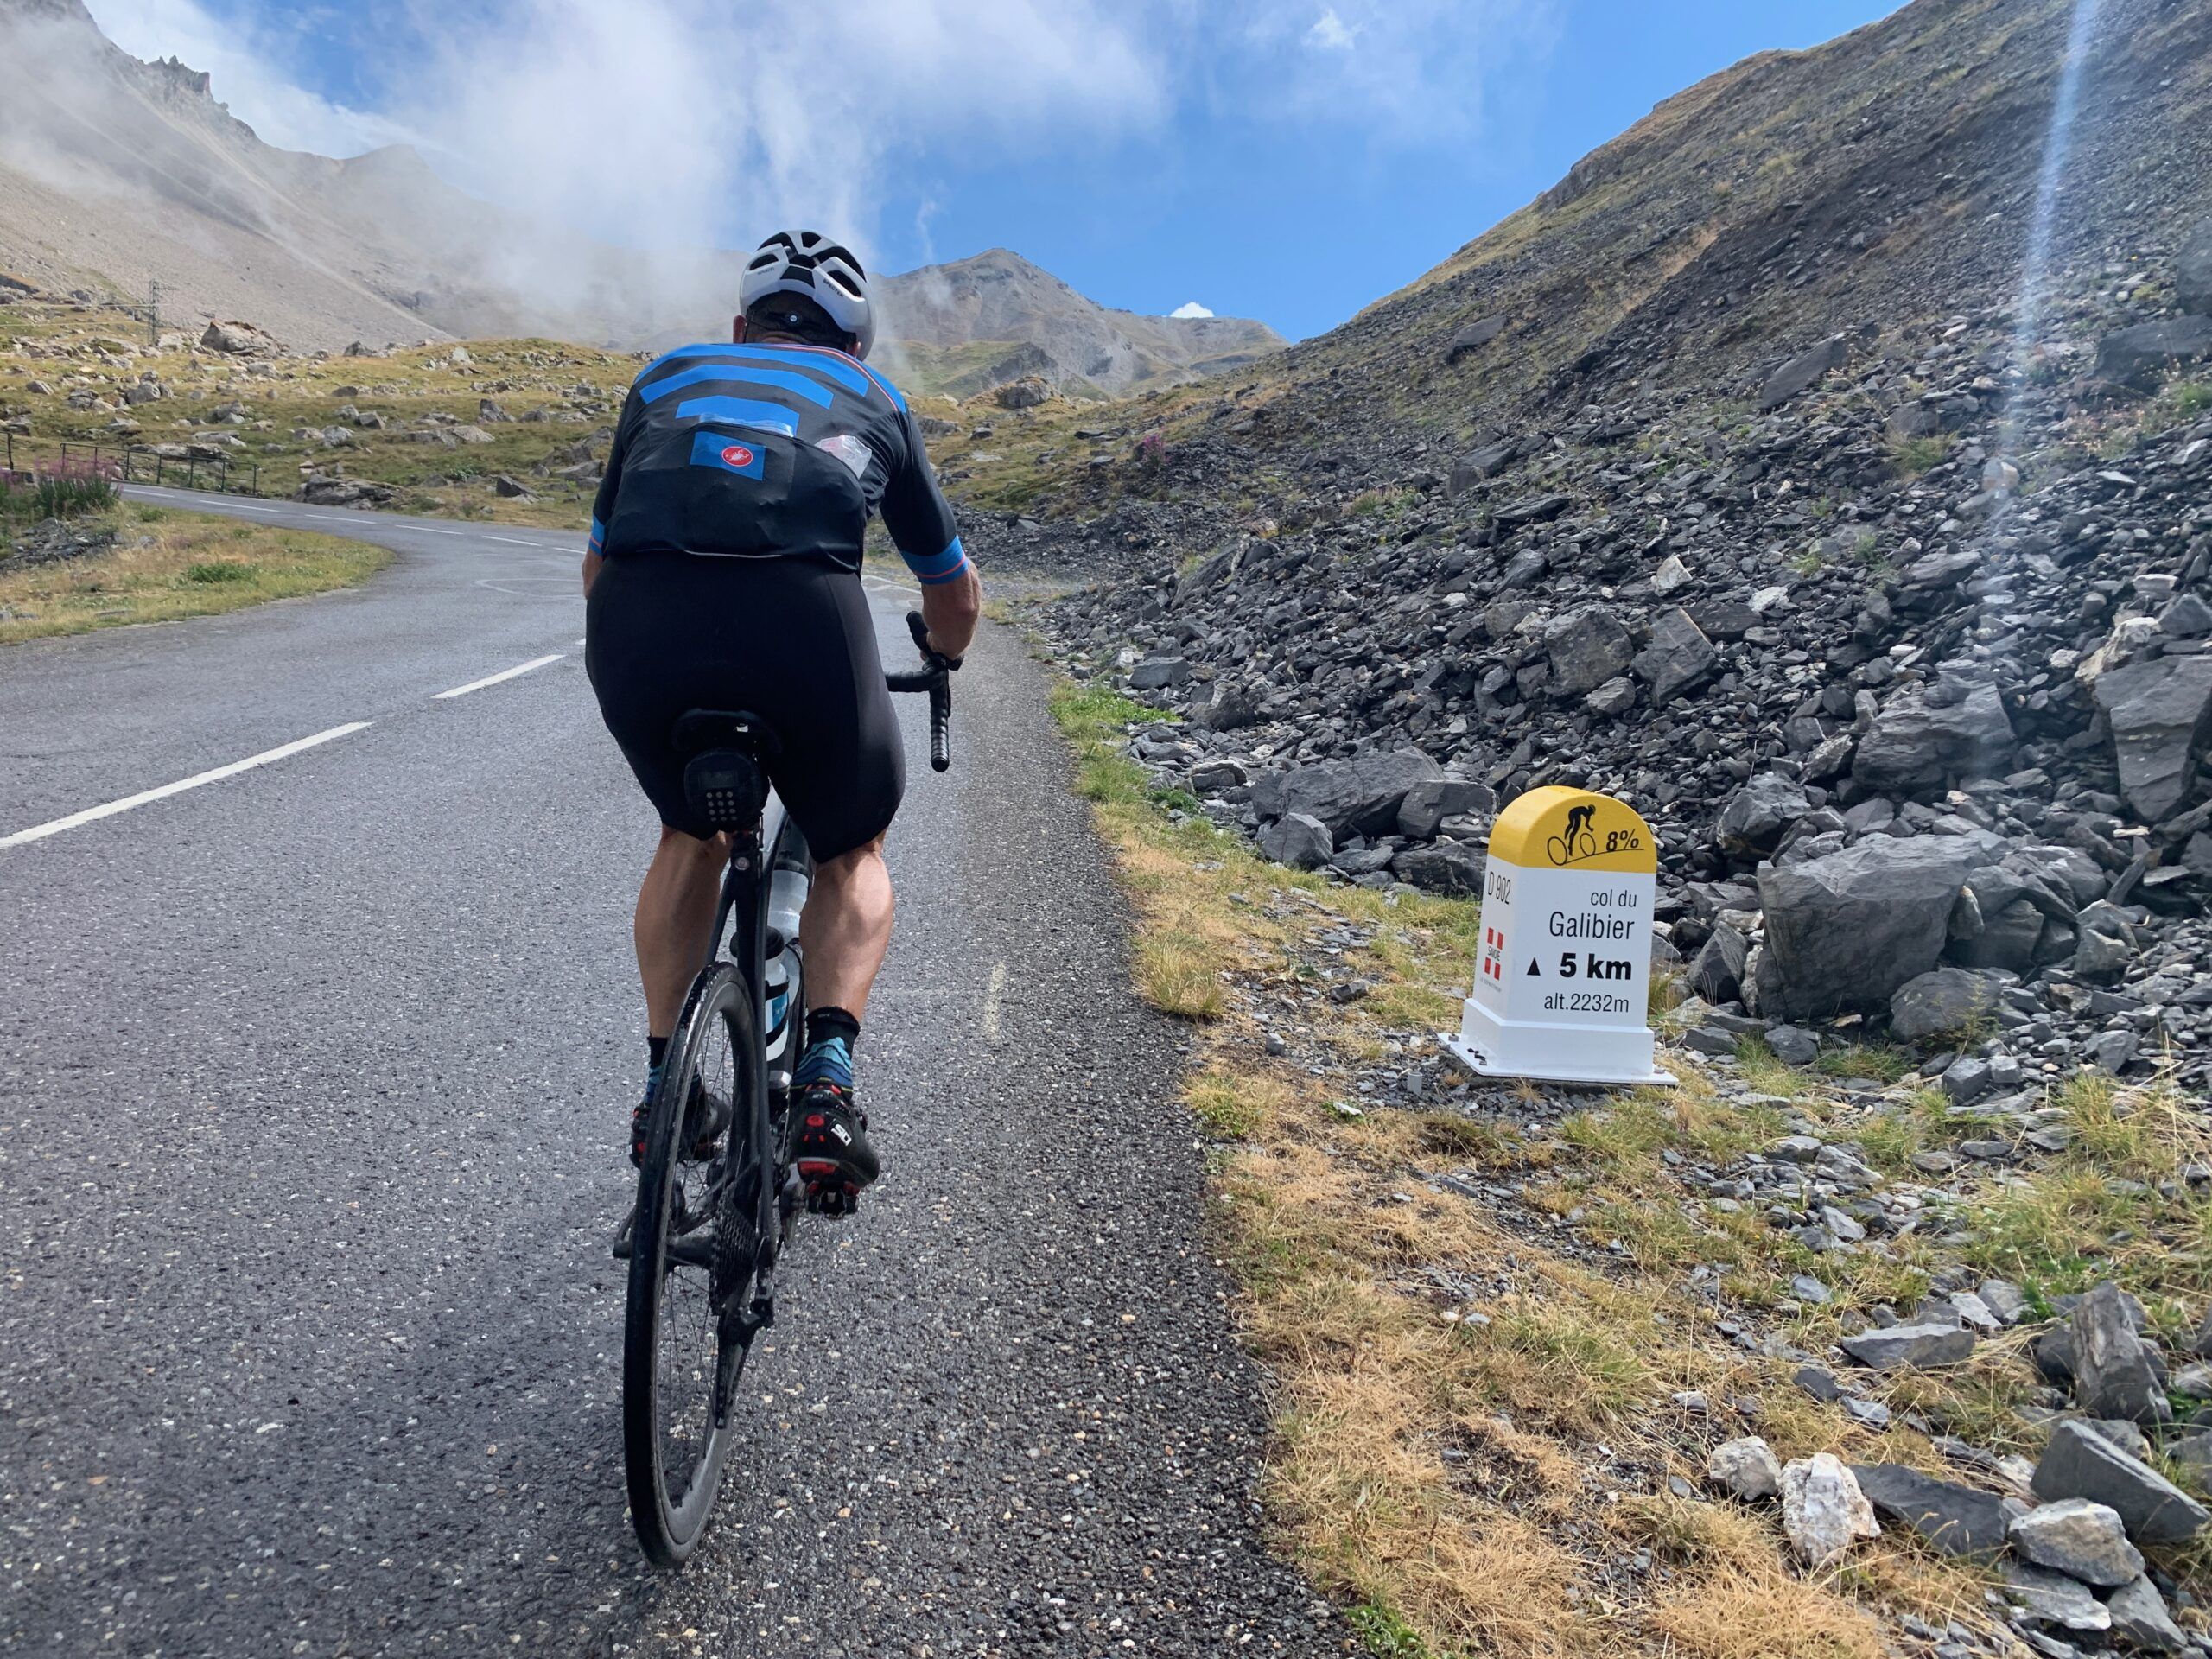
[628,1073,732,1168]
[792,1080,878,1217]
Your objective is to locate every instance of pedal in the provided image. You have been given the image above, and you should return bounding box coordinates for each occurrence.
[801,1174,862,1219]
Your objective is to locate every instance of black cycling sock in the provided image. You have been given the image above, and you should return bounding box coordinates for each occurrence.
[646,1035,670,1069]
[805,1007,861,1052]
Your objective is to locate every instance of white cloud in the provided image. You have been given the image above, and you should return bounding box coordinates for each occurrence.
[85,0,416,156]
[75,0,1558,299]
[1306,9,1355,51]
[1212,0,1560,145]
[1170,301,1215,318]
[385,0,1165,259]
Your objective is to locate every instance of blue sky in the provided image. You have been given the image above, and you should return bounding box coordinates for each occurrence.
[91,0,1902,340]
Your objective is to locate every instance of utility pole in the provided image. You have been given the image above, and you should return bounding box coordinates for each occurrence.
[144,276,173,346]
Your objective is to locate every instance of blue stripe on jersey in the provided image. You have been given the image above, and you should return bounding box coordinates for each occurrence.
[855,360,907,412]
[672,395,800,437]
[688,431,767,478]
[639,362,834,409]
[904,536,969,584]
[642,343,874,397]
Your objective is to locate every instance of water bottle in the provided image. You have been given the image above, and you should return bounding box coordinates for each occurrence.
[766,862,809,953]
[764,950,796,1064]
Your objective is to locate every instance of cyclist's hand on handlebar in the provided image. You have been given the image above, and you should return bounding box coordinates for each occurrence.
[907,609,961,671]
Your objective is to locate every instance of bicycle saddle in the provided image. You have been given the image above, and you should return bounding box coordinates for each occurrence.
[671,709,783,760]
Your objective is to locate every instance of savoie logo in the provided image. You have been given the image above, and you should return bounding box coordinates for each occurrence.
[720,443,755,469]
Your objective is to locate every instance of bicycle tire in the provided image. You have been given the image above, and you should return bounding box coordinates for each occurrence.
[623,961,763,1567]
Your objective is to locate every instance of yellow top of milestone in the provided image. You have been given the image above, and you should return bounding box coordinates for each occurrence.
[1487,785,1658,874]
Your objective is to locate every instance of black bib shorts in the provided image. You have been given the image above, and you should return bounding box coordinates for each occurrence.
[585,550,904,859]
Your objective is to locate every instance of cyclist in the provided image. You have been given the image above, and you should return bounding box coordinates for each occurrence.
[582,230,981,1214]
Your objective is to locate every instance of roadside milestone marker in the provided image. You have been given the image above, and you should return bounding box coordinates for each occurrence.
[1442,785,1675,1086]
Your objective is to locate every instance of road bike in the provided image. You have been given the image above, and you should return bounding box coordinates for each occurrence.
[616,610,952,1567]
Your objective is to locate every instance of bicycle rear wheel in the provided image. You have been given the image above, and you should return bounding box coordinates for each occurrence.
[623,962,766,1567]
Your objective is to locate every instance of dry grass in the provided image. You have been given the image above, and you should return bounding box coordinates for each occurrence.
[1643,1564,1891,1659]
[0,506,388,643]
[1040,670,2012,1657]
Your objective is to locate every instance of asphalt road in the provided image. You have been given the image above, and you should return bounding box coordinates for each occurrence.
[0,488,1333,1657]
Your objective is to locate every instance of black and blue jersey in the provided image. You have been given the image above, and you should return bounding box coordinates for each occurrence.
[588,341,969,586]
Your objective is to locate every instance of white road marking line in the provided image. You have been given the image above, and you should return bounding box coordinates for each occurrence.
[420,527,462,536]
[981,961,1007,1042]
[0,722,372,851]
[484,535,546,547]
[432,653,565,700]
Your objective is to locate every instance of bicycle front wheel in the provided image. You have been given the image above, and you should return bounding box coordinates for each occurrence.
[623,962,764,1567]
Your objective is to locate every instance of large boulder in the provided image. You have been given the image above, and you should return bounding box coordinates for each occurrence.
[1494,493,1573,530]
[1392,841,1484,896]
[199,318,280,355]
[1689,922,1749,1003]
[2033,1421,2210,1545]
[2094,317,2212,390]
[1447,440,1522,496]
[1273,748,1446,840]
[1714,772,1814,858]
[1852,1464,2018,1560]
[1257,813,1332,871]
[2073,1281,2172,1427]
[995,375,1054,410]
[1758,335,1848,410]
[2089,655,2212,822]
[1779,1452,1879,1567]
[1128,656,1191,690]
[2008,1498,2145,1587]
[1890,967,2003,1043]
[2108,1575,2188,1653]
[1192,678,1265,732]
[2181,219,2212,317]
[1757,833,2003,1019]
[1707,1437,1783,1501]
[1444,315,1507,364]
[1543,605,1635,696]
[1948,853,2088,973]
[1853,683,2014,796]
[1839,1321,1977,1370]
[1396,779,1494,840]
[1633,607,1719,704]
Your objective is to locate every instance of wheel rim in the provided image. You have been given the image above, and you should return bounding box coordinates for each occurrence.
[626,948,779,1566]
[659,994,741,1542]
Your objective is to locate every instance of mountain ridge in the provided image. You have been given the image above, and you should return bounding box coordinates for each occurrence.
[0,0,1281,395]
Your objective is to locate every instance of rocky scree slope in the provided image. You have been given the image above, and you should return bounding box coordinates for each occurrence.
[1033,0,2212,1092]
[993,0,2209,548]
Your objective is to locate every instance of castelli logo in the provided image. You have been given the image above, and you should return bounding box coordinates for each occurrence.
[721,443,754,467]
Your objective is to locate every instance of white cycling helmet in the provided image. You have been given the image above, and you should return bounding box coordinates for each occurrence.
[739,230,875,359]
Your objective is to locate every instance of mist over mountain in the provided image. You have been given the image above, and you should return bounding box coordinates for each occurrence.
[0,0,1279,394]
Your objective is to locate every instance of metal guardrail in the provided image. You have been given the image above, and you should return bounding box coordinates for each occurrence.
[1,431,262,498]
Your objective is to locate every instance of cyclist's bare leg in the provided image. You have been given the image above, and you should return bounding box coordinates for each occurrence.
[800,834,893,1018]
[636,824,732,1037]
